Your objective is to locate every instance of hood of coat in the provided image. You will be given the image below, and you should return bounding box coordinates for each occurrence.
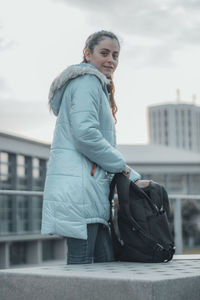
[49,63,110,116]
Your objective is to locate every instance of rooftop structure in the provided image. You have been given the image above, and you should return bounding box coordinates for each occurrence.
[148,95,200,152]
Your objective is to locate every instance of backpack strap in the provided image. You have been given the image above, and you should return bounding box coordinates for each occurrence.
[109,173,119,204]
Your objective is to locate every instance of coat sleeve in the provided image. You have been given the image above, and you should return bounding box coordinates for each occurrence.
[69,75,126,173]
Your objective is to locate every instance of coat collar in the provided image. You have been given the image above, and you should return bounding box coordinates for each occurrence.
[48,63,110,103]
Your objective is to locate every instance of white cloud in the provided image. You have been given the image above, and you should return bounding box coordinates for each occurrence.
[58,0,200,68]
[0,0,200,144]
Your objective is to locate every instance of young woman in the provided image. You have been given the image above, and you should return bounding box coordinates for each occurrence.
[41,30,148,264]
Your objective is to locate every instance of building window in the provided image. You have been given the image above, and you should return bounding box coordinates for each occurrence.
[16,196,29,232]
[151,174,166,186]
[42,240,55,261]
[164,110,168,127]
[176,130,179,147]
[17,155,25,177]
[158,110,162,144]
[32,159,47,190]
[190,175,200,194]
[10,242,27,265]
[165,131,168,145]
[32,196,43,231]
[181,110,185,125]
[188,110,191,126]
[0,152,8,163]
[32,158,40,178]
[0,152,9,182]
[175,110,179,147]
[175,109,179,128]
[168,174,187,194]
[0,196,12,234]
[17,155,28,188]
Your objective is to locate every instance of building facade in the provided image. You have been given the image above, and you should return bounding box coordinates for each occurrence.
[117,144,200,195]
[1,132,200,268]
[148,103,200,152]
[0,132,66,269]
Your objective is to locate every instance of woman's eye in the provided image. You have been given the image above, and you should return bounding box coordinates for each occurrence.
[113,55,118,60]
[101,52,108,56]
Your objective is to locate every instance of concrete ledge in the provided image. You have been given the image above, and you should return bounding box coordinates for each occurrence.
[0,256,200,300]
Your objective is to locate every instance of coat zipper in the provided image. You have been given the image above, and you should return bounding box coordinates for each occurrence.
[91,163,97,176]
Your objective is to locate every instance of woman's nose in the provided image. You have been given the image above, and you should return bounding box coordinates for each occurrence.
[107,54,115,63]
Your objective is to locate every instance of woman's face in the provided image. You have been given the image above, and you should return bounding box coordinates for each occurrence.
[84,37,120,77]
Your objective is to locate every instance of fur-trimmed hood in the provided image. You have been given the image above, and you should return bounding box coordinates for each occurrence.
[49,63,110,116]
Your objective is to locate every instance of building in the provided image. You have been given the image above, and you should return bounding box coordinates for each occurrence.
[148,102,200,152]
[0,131,66,269]
[117,144,200,195]
[1,131,200,268]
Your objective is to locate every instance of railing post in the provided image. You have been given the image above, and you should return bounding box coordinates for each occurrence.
[0,243,10,269]
[174,198,183,254]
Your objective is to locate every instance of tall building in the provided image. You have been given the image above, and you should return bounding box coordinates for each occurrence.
[148,95,200,152]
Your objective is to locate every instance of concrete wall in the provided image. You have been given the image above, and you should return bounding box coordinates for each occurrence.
[0,256,200,300]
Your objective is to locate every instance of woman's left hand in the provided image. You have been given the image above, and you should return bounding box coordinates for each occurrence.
[122,165,131,179]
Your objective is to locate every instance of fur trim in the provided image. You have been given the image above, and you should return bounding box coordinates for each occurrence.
[49,64,110,102]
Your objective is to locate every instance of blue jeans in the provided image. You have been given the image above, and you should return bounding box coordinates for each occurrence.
[66,223,114,264]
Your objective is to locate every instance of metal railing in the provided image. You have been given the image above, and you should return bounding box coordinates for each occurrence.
[0,190,43,196]
[0,190,200,254]
[169,194,200,254]
[0,190,43,236]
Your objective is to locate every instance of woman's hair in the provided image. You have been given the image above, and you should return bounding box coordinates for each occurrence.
[82,30,120,123]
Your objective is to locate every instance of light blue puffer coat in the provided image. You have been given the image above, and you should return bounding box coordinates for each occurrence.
[41,63,140,239]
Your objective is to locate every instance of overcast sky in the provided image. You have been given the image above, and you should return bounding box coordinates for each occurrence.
[0,0,200,144]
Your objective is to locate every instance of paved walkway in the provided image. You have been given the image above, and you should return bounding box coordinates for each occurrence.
[0,255,200,300]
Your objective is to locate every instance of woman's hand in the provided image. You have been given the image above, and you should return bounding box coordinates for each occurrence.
[122,165,131,179]
[134,179,150,188]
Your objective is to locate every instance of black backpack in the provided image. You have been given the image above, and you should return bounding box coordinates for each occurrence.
[109,173,175,263]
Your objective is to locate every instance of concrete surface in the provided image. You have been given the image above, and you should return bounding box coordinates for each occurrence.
[0,255,200,300]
